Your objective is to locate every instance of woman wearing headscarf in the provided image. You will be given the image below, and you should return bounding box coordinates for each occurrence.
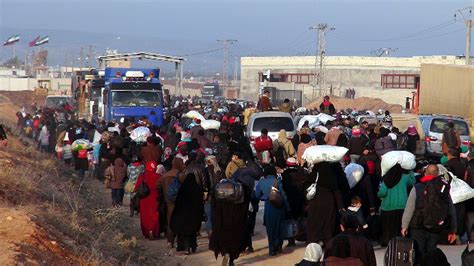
[255,165,288,256]
[204,155,225,235]
[228,124,253,161]
[377,164,415,246]
[209,158,252,266]
[134,161,161,240]
[171,173,204,255]
[297,134,314,166]
[281,157,307,246]
[273,129,296,167]
[305,162,347,245]
[157,157,184,248]
[296,243,323,266]
[405,124,420,154]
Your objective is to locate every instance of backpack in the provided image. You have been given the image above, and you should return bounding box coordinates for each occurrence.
[214,179,244,204]
[167,174,182,202]
[443,128,458,149]
[396,134,408,150]
[417,176,451,232]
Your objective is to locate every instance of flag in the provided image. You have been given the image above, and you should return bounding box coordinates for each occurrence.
[34,36,49,46]
[3,35,20,46]
[29,36,40,47]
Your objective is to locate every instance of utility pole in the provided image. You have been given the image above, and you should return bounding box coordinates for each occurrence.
[309,24,335,99]
[79,47,84,70]
[217,39,237,85]
[88,45,93,68]
[233,56,238,84]
[455,7,474,65]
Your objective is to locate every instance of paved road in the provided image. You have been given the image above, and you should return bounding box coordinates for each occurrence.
[121,197,466,265]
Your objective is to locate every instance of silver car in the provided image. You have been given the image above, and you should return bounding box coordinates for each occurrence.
[419,115,471,157]
[246,111,296,145]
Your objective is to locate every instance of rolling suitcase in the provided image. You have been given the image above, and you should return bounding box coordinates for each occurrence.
[384,237,414,266]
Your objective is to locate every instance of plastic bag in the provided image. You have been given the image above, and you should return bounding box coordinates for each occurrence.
[450,174,474,204]
[71,139,92,151]
[201,120,220,130]
[380,151,416,176]
[297,115,320,130]
[130,126,151,143]
[302,145,348,167]
[345,163,365,189]
[184,110,205,122]
[316,113,336,125]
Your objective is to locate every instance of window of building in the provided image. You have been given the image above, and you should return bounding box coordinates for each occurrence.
[259,72,312,84]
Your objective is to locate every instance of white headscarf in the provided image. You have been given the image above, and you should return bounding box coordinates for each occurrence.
[302,243,323,262]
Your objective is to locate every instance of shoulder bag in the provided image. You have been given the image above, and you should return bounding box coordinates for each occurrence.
[306,172,319,201]
[269,178,284,209]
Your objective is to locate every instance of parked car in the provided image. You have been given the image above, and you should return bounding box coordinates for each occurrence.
[419,115,471,157]
[246,111,296,146]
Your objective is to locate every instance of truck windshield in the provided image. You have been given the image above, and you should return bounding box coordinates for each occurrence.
[45,97,71,108]
[111,91,161,107]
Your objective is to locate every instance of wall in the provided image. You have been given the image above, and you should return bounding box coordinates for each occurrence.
[419,64,474,125]
[0,77,72,93]
[240,55,462,105]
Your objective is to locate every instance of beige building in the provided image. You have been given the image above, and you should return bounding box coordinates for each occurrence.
[240,55,466,106]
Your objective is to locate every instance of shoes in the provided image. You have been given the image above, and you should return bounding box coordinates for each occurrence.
[269,251,277,256]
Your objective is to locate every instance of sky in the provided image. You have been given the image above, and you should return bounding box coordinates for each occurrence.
[0,0,473,74]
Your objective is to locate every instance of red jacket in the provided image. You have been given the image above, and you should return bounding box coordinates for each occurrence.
[254,135,273,152]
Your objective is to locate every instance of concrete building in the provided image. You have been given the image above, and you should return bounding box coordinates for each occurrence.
[240,55,466,106]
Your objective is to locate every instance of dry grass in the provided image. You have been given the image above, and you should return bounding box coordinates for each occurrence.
[0,135,158,265]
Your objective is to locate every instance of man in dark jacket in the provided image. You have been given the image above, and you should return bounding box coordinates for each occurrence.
[319,96,336,115]
[324,212,376,266]
[401,164,457,264]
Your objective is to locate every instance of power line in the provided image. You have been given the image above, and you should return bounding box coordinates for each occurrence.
[179,47,224,57]
[310,24,335,99]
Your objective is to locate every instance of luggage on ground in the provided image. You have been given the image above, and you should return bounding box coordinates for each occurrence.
[384,237,415,266]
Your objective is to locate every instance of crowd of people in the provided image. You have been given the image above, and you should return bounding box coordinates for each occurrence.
[8,92,474,266]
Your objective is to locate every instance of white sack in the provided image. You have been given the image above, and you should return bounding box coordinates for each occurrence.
[302,145,348,168]
[316,113,336,125]
[297,115,320,130]
[450,174,474,204]
[184,110,206,121]
[130,126,152,143]
[345,163,365,189]
[201,120,221,130]
[381,151,416,176]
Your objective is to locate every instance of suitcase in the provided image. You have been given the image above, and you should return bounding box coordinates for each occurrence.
[384,237,414,266]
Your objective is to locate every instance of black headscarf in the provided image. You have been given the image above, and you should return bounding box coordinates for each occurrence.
[383,164,403,189]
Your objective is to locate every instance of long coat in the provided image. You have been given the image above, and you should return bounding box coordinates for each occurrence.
[135,171,161,238]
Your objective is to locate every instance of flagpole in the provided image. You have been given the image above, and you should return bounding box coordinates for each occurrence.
[12,44,16,58]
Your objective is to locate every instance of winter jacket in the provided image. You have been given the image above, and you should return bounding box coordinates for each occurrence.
[374,136,395,157]
[225,159,246,178]
[378,171,415,211]
[348,136,368,155]
[257,95,272,112]
[38,126,50,146]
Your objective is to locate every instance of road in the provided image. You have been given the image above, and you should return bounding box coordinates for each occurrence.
[120,198,466,265]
